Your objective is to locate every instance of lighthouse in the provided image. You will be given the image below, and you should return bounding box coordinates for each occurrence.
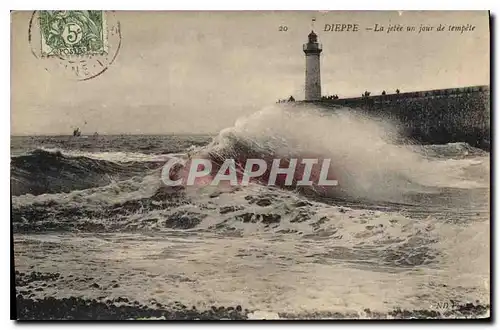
[303,31,322,101]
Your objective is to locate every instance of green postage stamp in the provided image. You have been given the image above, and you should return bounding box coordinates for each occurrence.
[39,10,108,57]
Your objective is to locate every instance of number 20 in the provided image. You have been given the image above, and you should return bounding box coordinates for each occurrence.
[279,26,288,32]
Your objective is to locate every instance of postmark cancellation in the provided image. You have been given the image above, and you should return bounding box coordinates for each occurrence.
[28,10,120,81]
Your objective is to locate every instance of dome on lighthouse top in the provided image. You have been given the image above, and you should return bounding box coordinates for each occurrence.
[308,30,318,43]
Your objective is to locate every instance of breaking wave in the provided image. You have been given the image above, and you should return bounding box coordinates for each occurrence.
[10,149,165,196]
[11,104,490,318]
[11,105,488,202]
[11,105,489,237]
[188,105,489,202]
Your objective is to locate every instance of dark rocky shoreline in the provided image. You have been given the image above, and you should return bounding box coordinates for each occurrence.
[14,270,490,320]
[14,295,490,320]
[14,270,249,320]
[15,296,249,320]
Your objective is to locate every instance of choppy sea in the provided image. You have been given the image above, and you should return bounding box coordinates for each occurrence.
[12,105,490,319]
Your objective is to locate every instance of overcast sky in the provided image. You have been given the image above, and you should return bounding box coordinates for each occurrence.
[11,10,489,135]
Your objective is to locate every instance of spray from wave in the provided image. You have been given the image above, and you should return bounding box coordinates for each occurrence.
[182,104,487,203]
[11,105,490,318]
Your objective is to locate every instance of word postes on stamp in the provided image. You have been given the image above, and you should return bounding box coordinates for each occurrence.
[29,10,121,81]
[39,11,108,57]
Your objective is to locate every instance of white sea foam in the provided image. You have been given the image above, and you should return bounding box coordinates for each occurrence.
[11,104,490,318]
[196,104,489,202]
[37,147,174,163]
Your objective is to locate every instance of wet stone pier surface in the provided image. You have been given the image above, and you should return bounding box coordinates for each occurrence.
[14,270,490,320]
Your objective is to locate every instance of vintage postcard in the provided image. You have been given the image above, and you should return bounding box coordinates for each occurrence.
[11,11,490,320]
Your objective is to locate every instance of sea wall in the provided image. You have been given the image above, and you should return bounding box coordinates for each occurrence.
[302,85,491,150]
